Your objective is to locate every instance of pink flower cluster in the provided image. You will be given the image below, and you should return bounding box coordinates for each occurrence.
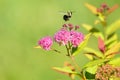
[54,24,84,47]
[38,23,84,50]
[54,29,70,45]
[70,31,84,47]
[38,36,53,50]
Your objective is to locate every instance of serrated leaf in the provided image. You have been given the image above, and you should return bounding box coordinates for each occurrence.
[83,59,110,68]
[106,20,120,35]
[105,42,120,57]
[52,67,77,74]
[84,47,104,58]
[108,58,120,66]
[72,33,91,56]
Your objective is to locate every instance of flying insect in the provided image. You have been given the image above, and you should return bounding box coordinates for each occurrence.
[60,11,73,21]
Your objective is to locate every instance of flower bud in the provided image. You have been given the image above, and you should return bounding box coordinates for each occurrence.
[68,23,74,30]
[75,25,80,30]
[101,3,107,8]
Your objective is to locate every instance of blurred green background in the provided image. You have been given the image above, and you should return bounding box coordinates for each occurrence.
[0,0,120,80]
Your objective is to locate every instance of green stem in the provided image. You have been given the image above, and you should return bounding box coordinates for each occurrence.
[68,42,85,79]
[103,25,107,41]
[81,70,86,80]
[65,41,86,79]
[65,44,70,56]
[52,49,61,53]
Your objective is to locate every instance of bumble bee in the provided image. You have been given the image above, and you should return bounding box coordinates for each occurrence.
[60,11,73,21]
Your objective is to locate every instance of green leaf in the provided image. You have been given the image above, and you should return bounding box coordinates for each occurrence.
[82,24,104,39]
[72,33,91,56]
[108,58,120,66]
[85,65,98,74]
[82,24,99,33]
[52,67,77,74]
[84,3,97,14]
[83,59,110,68]
[93,31,104,39]
[84,53,94,60]
[85,71,95,79]
[97,13,106,22]
[84,47,104,59]
[82,24,93,31]
[106,20,120,35]
[105,42,120,57]
[106,33,118,49]
[34,45,41,49]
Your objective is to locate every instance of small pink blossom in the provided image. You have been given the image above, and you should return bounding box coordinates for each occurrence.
[97,8,103,13]
[54,29,70,45]
[101,3,108,8]
[38,36,53,50]
[75,25,80,30]
[68,23,74,30]
[62,24,68,28]
[70,31,84,47]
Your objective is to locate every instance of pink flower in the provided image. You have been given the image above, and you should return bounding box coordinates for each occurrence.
[38,36,53,50]
[70,31,84,47]
[54,29,70,45]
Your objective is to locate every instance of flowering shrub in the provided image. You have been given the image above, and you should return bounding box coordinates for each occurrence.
[35,3,120,80]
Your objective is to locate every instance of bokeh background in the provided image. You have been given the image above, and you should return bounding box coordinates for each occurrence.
[0,0,120,80]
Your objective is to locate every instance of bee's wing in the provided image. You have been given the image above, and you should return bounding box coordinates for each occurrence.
[85,3,97,14]
[108,4,119,14]
[59,11,75,14]
[67,11,75,13]
[59,11,67,15]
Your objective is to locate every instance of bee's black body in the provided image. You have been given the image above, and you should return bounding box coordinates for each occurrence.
[63,11,72,21]
[63,15,71,21]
